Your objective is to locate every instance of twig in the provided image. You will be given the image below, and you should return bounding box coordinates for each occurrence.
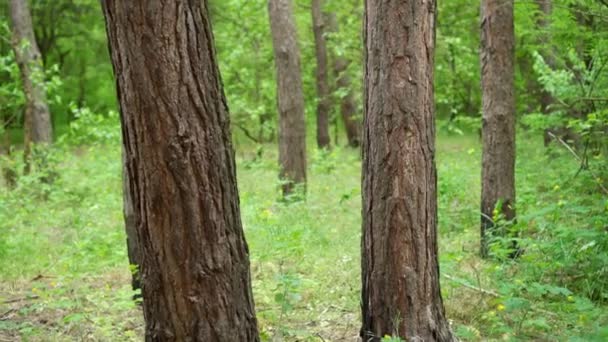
[443,273,499,297]
[2,295,39,304]
[233,122,261,144]
[0,309,15,320]
[548,132,608,195]
[444,274,561,318]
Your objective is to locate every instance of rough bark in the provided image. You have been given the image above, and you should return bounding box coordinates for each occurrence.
[480,0,517,258]
[102,1,259,340]
[361,1,454,341]
[333,57,361,148]
[122,146,141,297]
[9,0,53,160]
[268,0,307,196]
[311,0,331,149]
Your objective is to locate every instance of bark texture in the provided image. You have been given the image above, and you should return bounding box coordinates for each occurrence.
[312,0,331,149]
[9,0,53,155]
[102,1,259,340]
[361,0,454,341]
[480,0,517,257]
[122,146,141,296]
[268,0,307,195]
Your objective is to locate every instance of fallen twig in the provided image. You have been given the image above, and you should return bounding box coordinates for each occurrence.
[548,132,608,195]
[2,295,39,304]
[443,273,499,297]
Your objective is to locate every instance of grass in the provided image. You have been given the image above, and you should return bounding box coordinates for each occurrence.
[1,132,607,341]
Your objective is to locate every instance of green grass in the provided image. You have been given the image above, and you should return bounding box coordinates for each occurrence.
[1,133,607,341]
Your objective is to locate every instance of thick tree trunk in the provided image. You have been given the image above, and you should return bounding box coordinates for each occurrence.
[102,1,259,340]
[333,57,360,147]
[9,0,53,160]
[268,0,307,196]
[311,0,331,149]
[361,1,454,341]
[480,0,517,258]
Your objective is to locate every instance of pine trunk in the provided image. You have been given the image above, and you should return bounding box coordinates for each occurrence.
[480,0,517,258]
[361,0,454,340]
[102,1,259,340]
[268,0,307,196]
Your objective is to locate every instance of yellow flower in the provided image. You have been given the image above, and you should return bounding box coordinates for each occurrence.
[260,208,273,219]
[497,304,506,311]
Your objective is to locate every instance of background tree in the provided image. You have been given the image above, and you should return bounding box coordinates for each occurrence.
[102,0,259,339]
[311,0,331,149]
[480,0,517,258]
[361,0,454,340]
[9,0,52,163]
[268,0,307,195]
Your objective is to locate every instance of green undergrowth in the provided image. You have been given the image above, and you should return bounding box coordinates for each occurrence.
[1,132,607,341]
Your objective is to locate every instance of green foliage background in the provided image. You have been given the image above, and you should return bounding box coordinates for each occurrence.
[0,0,607,340]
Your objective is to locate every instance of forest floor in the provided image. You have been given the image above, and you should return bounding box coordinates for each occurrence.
[1,133,607,341]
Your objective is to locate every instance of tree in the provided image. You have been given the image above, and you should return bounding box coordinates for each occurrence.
[333,55,360,148]
[311,0,331,149]
[480,0,517,258]
[101,1,259,340]
[361,0,454,340]
[9,0,53,162]
[536,0,557,146]
[268,0,307,196]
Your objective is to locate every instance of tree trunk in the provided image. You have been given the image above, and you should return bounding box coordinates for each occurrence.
[268,0,307,196]
[9,0,53,162]
[1,116,16,189]
[480,0,517,258]
[311,0,331,149]
[536,0,554,116]
[538,0,554,146]
[327,13,360,148]
[122,146,141,297]
[361,1,454,341]
[333,57,360,148]
[102,1,259,340]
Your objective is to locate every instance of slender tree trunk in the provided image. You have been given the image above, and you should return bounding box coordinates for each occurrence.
[327,13,360,148]
[1,116,16,189]
[480,0,517,258]
[361,1,454,341]
[102,1,259,340]
[334,57,360,147]
[537,0,554,146]
[268,0,307,196]
[311,0,331,149]
[122,146,141,297]
[9,0,53,163]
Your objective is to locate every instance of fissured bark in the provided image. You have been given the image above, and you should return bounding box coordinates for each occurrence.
[102,1,259,340]
[361,0,455,340]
